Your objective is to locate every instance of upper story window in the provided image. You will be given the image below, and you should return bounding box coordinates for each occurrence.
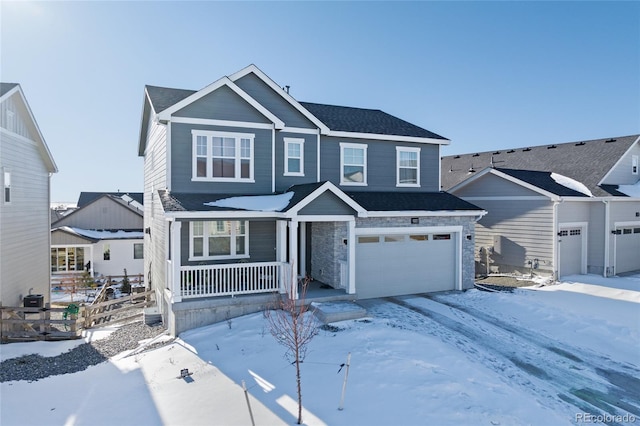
[284,138,304,176]
[633,155,638,175]
[192,130,254,182]
[3,170,11,203]
[396,147,420,187]
[190,220,248,260]
[340,142,367,186]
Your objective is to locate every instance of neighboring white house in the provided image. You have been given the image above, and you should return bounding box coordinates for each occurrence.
[51,193,144,279]
[0,83,58,307]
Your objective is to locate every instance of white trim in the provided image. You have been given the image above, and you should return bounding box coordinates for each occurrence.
[191,129,255,182]
[284,137,305,176]
[165,211,282,219]
[340,142,368,186]
[614,220,640,228]
[284,181,366,217]
[363,210,486,218]
[3,168,11,204]
[449,168,561,201]
[171,116,274,129]
[632,155,639,175]
[166,121,172,191]
[0,127,38,146]
[227,64,330,134]
[271,126,276,193]
[158,76,285,129]
[328,130,449,145]
[316,130,321,182]
[355,225,463,235]
[598,135,640,185]
[295,215,355,222]
[396,146,421,187]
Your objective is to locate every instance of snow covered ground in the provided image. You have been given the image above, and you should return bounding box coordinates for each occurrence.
[1,273,638,426]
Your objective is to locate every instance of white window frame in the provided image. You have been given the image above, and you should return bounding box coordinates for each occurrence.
[191,130,255,182]
[632,155,638,175]
[133,243,144,259]
[3,169,10,204]
[284,137,304,176]
[396,146,421,187]
[340,142,367,186]
[189,220,250,261]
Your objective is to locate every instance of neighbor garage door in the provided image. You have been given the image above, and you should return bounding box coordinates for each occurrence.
[355,230,457,299]
[559,227,584,277]
[615,226,640,274]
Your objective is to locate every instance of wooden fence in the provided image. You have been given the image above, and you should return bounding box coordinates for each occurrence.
[1,289,155,342]
[0,305,82,342]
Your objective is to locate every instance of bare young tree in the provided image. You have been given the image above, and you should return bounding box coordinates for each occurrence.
[265,267,318,424]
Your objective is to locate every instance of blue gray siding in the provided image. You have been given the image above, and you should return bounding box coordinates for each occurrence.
[275,132,318,191]
[174,85,271,124]
[319,136,441,192]
[234,73,316,128]
[298,192,357,216]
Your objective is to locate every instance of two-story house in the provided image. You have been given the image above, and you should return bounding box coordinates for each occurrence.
[138,65,484,335]
[1,83,58,307]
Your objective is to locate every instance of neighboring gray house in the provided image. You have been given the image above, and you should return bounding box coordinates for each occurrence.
[51,192,144,278]
[442,135,640,279]
[138,64,484,335]
[0,83,58,307]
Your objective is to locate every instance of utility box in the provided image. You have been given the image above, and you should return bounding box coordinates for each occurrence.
[23,294,44,308]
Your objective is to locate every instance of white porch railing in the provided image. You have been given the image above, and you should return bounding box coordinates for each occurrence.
[178,262,288,299]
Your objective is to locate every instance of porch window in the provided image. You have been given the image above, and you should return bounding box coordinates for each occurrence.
[340,143,367,185]
[192,130,254,182]
[284,138,304,176]
[396,147,420,187]
[51,247,85,272]
[133,243,144,259]
[190,220,249,260]
[103,244,111,260]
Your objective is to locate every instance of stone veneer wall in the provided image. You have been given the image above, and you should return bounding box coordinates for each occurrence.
[310,222,347,288]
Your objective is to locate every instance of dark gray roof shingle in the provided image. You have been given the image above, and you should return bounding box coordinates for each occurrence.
[77,192,144,208]
[495,168,589,197]
[346,191,483,212]
[441,135,639,197]
[300,102,448,140]
[146,85,196,113]
[0,83,19,97]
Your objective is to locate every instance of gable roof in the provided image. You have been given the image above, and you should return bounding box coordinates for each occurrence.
[347,191,483,213]
[77,192,143,208]
[139,64,448,152]
[54,193,143,227]
[441,135,640,197]
[0,83,58,173]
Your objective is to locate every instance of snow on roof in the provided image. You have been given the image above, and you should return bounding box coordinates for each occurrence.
[204,192,294,212]
[550,173,593,197]
[617,180,640,198]
[70,227,144,240]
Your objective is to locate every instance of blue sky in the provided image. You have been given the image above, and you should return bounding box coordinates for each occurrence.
[1,1,638,203]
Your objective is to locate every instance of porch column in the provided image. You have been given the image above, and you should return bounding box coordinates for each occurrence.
[276,220,287,294]
[347,219,356,294]
[170,220,182,303]
[299,221,306,278]
[288,220,299,300]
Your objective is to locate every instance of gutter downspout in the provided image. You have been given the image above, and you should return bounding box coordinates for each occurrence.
[603,200,610,277]
[552,200,560,282]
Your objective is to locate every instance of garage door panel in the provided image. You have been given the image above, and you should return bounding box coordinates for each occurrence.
[559,228,583,278]
[356,233,456,299]
[615,227,640,274]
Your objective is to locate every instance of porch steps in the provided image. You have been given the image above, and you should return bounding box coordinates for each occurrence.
[311,301,367,324]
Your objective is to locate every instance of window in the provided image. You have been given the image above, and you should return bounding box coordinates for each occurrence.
[3,170,10,203]
[51,247,85,272]
[358,236,379,244]
[396,147,420,187]
[384,235,404,243]
[409,235,429,241]
[623,228,632,235]
[284,138,304,176]
[192,130,254,182]
[569,229,581,236]
[133,243,144,259]
[433,234,451,240]
[340,143,367,185]
[633,155,638,175]
[190,220,248,260]
[103,244,111,260]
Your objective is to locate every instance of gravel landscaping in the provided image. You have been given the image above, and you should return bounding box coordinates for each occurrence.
[0,321,168,383]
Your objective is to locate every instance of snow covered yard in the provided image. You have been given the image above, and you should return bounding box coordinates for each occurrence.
[1,274,638,426]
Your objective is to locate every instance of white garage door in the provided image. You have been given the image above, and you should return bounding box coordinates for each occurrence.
[559,228,583,278]
[615,226,640,274]
[355,231,457,299]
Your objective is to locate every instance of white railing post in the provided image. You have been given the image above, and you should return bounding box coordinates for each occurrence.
[171,221,182,302]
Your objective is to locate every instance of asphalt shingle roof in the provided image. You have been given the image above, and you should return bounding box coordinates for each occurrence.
[77,192,144,208]
[143,84,446,139]
[495,168,589,197]
[299,102,447,140]
[441,135,639,197]
[346,191,483,212]
[0,83,19,97]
